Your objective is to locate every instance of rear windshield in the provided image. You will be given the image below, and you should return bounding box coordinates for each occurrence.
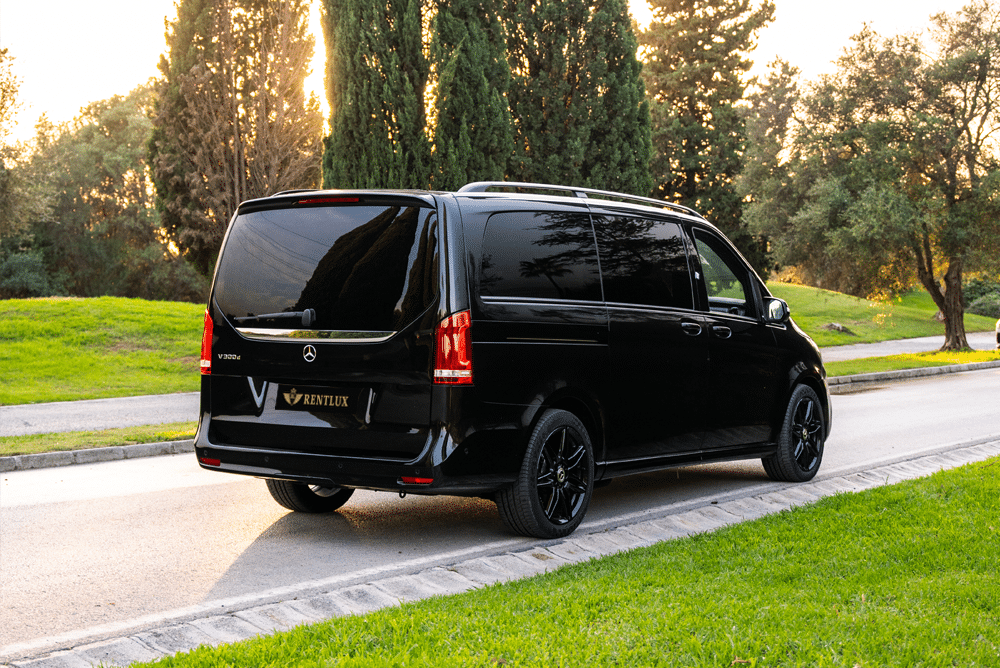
[214,203,438,332]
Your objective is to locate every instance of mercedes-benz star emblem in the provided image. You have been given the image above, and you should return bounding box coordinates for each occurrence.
[303,345,317,363]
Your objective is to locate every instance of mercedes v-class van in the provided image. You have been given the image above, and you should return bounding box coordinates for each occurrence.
[195,182,831,538]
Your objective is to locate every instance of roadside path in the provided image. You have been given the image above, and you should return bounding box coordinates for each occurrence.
[0,393,199,438]
[819,330,995,362]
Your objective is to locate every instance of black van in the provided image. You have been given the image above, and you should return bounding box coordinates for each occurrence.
[196,182,831,538]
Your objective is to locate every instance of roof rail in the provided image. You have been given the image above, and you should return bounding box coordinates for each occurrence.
[458,181,703,219]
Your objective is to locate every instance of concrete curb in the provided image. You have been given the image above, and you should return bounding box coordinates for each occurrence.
[826,359,1000,394]
[5,438,999,668]
[0,440,195,473]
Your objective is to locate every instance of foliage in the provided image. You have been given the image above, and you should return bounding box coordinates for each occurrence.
[0,49,48,240]
[12,87,207,302]
[0,250,56,298]
[641,0,774,271]
[745,2,1000,350]
[428,0,513,190]
[505,0,653,195]
[322,0,430,189]
[0,297,203,404]
[137,459,1000,667]
[0,422,197,457]
[151,0,323,274]
[968,293,1000,318]
[964,276,1000,304]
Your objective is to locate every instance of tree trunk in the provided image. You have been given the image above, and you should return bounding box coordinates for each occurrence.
[940,257,969,351]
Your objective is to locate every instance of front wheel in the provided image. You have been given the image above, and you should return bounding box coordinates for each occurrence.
[762,385,826,482]
[496,409,594,539]
[265,479,355,513]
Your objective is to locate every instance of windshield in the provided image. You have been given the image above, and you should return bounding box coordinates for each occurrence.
[214,202,438,332]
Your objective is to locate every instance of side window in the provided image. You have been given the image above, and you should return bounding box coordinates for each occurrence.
[594,215,694,310]
[692,229,754,317]
[479,211,602,301]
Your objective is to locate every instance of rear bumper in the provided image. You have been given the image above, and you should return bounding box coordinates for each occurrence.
[194,405,525,496]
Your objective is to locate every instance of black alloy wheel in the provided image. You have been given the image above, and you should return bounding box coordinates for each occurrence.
[496,409,594,538]
[265,479,355,513]
[762,384,825,483]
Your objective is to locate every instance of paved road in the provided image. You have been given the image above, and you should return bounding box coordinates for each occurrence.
[1,332,995,437]
[3,368,1000,662]
[820,330,996,362]
[0,393,200,437]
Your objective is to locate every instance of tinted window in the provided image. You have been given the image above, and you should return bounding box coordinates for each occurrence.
[480,211,602,301]
[215,203,437,331]
[692,229,753,317]
[594,216,694,310]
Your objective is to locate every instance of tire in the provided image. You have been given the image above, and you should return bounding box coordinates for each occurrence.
[265,479,355,513]
[496,409,594,539]
[762,385,825,482]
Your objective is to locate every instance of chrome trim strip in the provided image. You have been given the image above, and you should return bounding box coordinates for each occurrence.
[236,328,396,343]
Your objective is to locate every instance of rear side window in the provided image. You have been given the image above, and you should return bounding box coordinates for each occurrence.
[214,203,437,332]
[593,216,694,310]
[479,211,602,301]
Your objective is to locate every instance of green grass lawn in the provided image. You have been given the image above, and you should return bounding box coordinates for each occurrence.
[825,349,1000,377]
[0,296,204,405]
[137,458,1000,668]
[769,283,996,347]
[0,421,198,457]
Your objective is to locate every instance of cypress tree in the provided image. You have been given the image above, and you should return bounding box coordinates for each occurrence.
[429,0,513,190]
[641,0,774,269]
[504,0,652,195]
[322,0,430,189]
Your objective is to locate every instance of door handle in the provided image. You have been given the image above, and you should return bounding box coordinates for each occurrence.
[712,325,732,339]
[681,322,702,337]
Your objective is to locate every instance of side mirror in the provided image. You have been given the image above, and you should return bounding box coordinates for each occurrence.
[763,297,790,324]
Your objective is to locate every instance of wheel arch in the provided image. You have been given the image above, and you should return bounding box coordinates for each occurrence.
[526,390,606,461]
[775,365,831,441]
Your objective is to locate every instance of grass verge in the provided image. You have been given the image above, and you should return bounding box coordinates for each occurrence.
[0,296,203,405]
[769,283,996,347]
[0,422,198,457]
[825,349,1000,377]
[138,458,1000,668]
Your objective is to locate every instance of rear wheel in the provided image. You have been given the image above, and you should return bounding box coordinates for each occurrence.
[762,384,825,482]
[265,479,355,513]
[496,409,594,539]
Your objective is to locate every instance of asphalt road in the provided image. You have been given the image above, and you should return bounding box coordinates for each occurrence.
[3,367,999,657]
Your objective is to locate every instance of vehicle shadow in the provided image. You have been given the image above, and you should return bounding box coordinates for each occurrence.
[201,460,770,604]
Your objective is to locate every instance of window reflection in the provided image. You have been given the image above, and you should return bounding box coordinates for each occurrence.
[480,211,602,301]
[594,216,694,310]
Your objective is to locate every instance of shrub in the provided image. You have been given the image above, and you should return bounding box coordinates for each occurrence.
[964,277,1000,305]
[967,293,1000,319]
[0,251,58,298]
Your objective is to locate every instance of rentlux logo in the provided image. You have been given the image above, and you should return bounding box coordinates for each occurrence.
[282,388,350,408]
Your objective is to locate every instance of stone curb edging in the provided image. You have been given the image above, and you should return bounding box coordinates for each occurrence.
[6,439,999,668]
[0,441,195,473]
[826,359,1000,394]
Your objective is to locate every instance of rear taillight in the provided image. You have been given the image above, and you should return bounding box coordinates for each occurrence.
[200,309,213,375]
[434,310,472,385]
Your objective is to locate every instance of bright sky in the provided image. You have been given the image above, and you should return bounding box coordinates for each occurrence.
[0,0,972,145]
